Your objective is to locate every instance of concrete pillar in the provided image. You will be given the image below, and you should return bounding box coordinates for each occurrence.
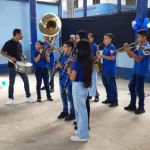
[136,0,148,21]
[117,0,121,13]
[67,0,74,18]
[83,0,87,17]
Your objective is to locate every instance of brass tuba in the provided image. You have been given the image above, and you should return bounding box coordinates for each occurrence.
[39,13,62,44]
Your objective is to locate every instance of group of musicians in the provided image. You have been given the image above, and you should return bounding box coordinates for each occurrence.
[0,28,150,142]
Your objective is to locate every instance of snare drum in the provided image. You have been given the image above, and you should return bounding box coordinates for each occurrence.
[15,61,33,74]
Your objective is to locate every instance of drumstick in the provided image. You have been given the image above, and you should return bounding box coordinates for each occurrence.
[8,59,16,64]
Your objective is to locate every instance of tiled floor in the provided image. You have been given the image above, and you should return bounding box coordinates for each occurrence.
[0,74,150,150]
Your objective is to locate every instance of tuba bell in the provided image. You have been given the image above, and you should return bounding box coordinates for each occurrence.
[39,13,62,44]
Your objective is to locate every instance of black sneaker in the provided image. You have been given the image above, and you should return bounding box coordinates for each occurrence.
[73,121,77,125]
[37,98,42,102]
[109,102,118,107]
[124,104,137,112]
[102,99,111,104]
[57,112,68,119]
[74,125,78,130]
[135,108,145,114]
[40,86,45,90]
[47,96,53,101]
[65,115,75,121]
[94,96,99,102]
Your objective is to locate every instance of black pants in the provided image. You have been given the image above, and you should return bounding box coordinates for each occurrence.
[8,67,31,99]
[35,67,50,99]
[129,74,145,109]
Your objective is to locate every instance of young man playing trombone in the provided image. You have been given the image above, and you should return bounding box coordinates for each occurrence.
[124,29,150,114]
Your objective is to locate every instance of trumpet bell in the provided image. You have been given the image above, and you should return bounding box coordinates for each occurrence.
[39,13,62,38]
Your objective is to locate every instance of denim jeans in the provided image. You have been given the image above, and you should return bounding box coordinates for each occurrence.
[59,79,75,116]
[35,67,50,99]
[129,74,145,109]
[88,67,97,97]
[101,73,118,103]
[72,82,89,139]
[8,67,31,99]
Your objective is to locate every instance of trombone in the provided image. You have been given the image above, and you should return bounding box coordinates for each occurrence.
[141,46,150,56]
[111,41,150,56]
[111,42,137,55]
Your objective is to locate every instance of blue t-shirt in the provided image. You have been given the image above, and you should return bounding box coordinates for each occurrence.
[32,50,48,68]
[72,60,84,82]
[134,42,150,76]
[102,43,116,74]
[91,43,97,57]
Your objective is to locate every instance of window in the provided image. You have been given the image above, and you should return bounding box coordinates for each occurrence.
[74,0,78,8]
[148,0,150,8]
[121,0,136,11]
[126,0,136,6]
[93,0,100,4]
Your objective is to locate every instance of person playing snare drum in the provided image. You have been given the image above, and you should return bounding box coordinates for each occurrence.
[0,29,34,105]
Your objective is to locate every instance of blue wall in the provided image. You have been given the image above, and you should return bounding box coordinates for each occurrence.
[0,0,58,73]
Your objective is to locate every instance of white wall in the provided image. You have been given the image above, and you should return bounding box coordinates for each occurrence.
[0,0,58,65]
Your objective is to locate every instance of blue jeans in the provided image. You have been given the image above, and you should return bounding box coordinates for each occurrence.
[129,74,145,109]
[35,67,50,99]
[101,73,118,103]
[8,67,31,99]
[72,82,89,139]
[59,79,75,116]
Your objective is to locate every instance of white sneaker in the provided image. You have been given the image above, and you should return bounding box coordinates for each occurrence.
[26,97,34,103]
[6,98,14,105]
[70,135,88,142]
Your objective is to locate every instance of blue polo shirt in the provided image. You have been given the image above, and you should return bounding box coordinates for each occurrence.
[72,60,84,82]
[32,50,48,68]
[102,43,116,74]
[91,43,97,57]
[134,42,150,76]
